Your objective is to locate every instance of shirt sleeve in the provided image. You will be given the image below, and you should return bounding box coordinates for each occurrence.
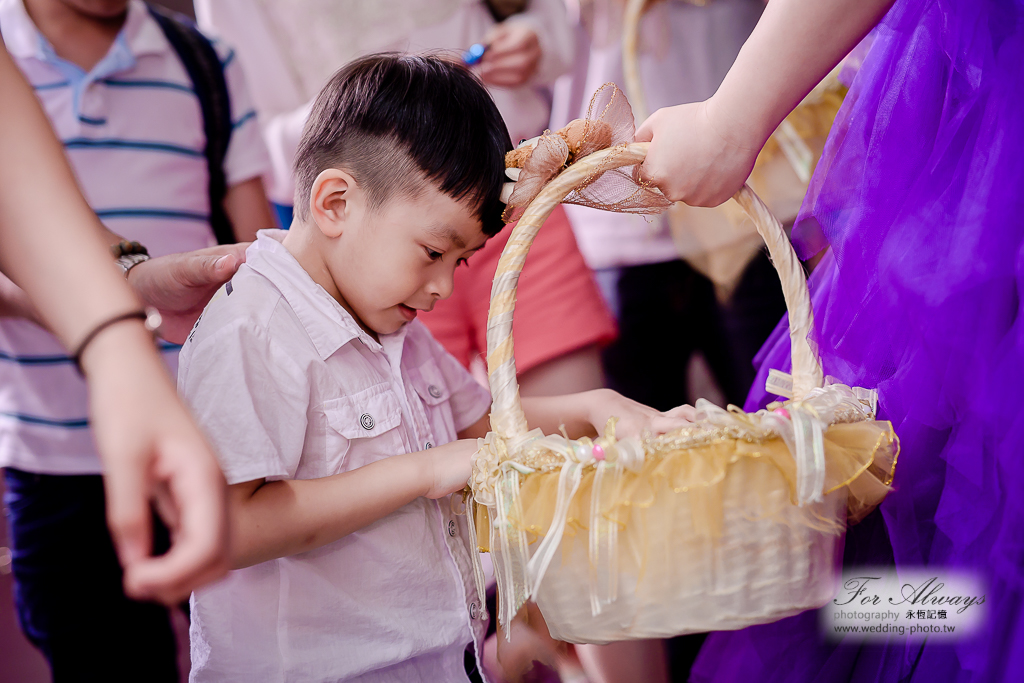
[211,39,274,188]
[177,308,310,485]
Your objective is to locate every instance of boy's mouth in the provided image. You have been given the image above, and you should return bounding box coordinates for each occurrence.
[398,304,418,321]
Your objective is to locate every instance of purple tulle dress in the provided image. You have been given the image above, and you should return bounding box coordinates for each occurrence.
[690,0,1024,680]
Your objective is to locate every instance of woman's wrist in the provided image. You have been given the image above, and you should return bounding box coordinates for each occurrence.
[704,92,773,157]
[72,308,161,374]
[77,318,165,380]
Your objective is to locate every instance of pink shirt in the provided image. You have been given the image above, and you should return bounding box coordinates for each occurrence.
[178,231,491,682]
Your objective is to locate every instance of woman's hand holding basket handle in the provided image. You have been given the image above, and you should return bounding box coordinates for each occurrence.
[635,100,759,207]
[634,0,896,206]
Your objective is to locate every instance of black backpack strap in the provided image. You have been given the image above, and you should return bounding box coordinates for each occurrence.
[147,4,236,245]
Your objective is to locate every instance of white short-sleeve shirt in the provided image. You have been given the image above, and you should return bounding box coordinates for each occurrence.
[0,0,271,474]
[178,231,492,682]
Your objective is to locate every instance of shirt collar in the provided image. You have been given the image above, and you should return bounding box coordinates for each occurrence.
[245,230,410,361]
[0,0,44,59]
[123,0,169,59]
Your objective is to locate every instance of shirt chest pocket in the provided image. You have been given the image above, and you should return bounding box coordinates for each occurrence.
[409,358,458,446]
[322,384,404,473]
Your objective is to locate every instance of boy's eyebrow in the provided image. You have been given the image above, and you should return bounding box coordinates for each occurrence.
[425,225,466,249]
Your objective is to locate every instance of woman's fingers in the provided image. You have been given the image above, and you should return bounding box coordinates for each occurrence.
[634,111,657,143]
[123,436,228,604]
[103,446,154,576]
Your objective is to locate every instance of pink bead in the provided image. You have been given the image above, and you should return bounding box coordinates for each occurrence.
[774,407,791,419]
[592,444,605,461]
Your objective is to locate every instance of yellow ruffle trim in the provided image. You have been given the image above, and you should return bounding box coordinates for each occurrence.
[475,419,897,552]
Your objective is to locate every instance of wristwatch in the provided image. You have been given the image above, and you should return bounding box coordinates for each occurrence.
[115,252,150,278]
[110,240,150,278]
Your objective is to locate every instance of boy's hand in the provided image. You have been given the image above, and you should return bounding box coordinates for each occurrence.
[422,439,480,499]
[583,389,695,440]
[478,21,542,87]
[128,243,248,344]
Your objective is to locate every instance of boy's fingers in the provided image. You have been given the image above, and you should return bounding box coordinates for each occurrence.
[648,414,693,435]
[664,404,697,421]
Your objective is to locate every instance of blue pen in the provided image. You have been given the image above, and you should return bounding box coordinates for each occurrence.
[462,43,487,66]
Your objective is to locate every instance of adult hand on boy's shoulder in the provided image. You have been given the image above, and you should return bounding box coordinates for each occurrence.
[128,243,249,343]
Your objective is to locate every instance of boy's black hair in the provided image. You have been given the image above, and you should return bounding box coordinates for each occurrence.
[294,53,513,236]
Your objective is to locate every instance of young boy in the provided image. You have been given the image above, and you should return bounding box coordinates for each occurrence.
[0,0,273,678]
[179,54,683,682]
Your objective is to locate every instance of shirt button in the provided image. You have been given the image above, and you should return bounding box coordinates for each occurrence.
[428,385,442,399]
[469,601,480,620]
[359,413,374,430]
[447,520,457,537]
[424,441,434,449]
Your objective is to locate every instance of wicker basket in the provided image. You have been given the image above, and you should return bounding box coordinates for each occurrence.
[468,143,897,644]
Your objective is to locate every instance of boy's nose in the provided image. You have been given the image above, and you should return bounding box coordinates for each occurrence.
[427,269,455,301]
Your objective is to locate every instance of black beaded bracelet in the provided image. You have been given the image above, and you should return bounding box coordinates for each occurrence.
[72,308,162,375]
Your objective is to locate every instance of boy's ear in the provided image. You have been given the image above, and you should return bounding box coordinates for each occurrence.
[309,169,361,238]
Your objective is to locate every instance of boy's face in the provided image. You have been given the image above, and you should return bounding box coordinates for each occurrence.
[320,179,490,337]
[58,0,130,19]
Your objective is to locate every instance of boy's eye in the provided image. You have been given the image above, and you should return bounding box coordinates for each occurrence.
[425,248,443,261]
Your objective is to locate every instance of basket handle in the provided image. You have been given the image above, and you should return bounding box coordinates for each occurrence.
[485,142,822,441]
[621,0,650,122]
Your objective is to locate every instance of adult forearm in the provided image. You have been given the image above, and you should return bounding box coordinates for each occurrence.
[710,0,895,149]
[0,48,139,349]
[0,272,41,322]
[230,450,435,568]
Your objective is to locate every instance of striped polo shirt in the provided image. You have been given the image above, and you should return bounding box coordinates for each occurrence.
[0,0,271,474]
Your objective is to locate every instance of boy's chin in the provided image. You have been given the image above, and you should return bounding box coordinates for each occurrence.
[374,321,406,335]
[367,312,409,336]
